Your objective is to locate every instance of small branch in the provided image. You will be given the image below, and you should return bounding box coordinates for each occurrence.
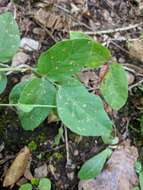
[63,125,71,167]
[0,103,56,108]
[83,23,143,35]
[129,78,143,90]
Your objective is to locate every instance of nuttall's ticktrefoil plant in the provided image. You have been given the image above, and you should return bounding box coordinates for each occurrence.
[0,11,128,138]
[0,12,129,180]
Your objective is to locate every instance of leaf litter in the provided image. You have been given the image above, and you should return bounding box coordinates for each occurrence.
[0,0,143,190]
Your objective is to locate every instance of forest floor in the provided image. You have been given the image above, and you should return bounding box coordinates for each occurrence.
[0,0,143,190]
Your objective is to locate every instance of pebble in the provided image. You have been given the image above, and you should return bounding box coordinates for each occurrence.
[12,52,30,67]
[67,172,75,180]
[34,163,48,178]
[73,150,79,156]
[126,71,135,85]
[20,38,40,51]
[118,57,125,63]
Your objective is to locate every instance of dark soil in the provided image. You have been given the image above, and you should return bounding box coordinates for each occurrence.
[0,0,143,190]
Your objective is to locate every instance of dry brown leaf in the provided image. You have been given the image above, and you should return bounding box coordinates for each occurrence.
[3,146,31,187]
[79,140,138,190]
[34,7,70,31]
[128,39,143,62]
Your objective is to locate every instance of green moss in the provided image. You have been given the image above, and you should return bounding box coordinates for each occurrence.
[52,152,63,161]
[28,140,37,151]
[38,132,46,142]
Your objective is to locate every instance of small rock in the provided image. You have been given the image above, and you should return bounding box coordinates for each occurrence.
[34,163,48,178]
[20,38,40,51]
[126,72,135,85]
[0,142,4,152]
[67,172,74,180]
[118,57,125,63]
[73,150,79,156]
[12,52,30,67]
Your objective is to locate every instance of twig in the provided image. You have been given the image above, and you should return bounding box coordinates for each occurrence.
[55,4,92,30]
[110,40,129,54]
[84,23,143,35]
[63,125,71,167]
[129,78,143,90]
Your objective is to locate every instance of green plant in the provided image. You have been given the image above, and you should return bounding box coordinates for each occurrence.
[0,11,129,183]
[78,148,112,179]
[19,178,51,190]
[135,161,143,190]
[0,12,128,138]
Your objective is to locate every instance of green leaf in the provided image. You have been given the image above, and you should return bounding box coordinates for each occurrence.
[31,178,40,186]
[139,171,143,190]
[102,135,119,145]
[38,178,51,190]
[0,72,7,94]
[78,148,112,179]
[19,183,32,190]
[132,187,140,190]
[37,39,111,81]
[0,12,20,62]
[70,31,91,40]
[53,126,64,146]
[9,80,30,104]
[135,161,142,174]
[18,77,56,130]
[57,79,113,136]
[100,63,128,110]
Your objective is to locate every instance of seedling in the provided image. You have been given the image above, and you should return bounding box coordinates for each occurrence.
[0,11,130,184]
[19,178,51,190]
[0,12,128,139]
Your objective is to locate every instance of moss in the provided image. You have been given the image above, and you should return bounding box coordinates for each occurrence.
[52,152,63,161]
[38,132,46,142]
[28,140,38,151]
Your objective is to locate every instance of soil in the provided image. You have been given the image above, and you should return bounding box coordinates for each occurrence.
[0,0,143,190]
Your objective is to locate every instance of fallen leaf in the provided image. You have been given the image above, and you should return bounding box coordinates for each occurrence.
[79,140,138,190]
[99,64,109,81]
[34,7,70,31]
[128,39,143,62]
[78,70,98,87]
[3,146,31,187]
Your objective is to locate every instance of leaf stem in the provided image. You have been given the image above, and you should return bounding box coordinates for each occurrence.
[0,66,32,72]
[0,103,56,108]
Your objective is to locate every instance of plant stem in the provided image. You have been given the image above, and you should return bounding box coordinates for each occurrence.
[0,103,56,108]
[0,66,32,72]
